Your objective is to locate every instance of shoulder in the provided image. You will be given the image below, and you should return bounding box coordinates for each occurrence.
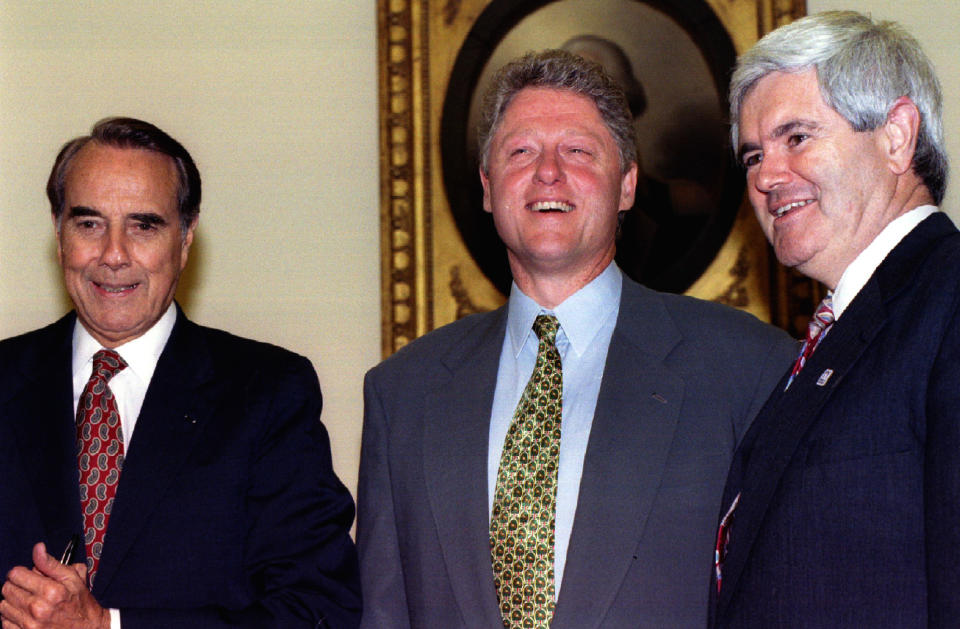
[0,314,73,356]
[174,316,318,387]
[619,277,792,349]
[0,315,74,388]
[367,308,506,380]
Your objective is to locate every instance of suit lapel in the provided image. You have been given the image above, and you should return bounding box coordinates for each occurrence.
[93,311,216,596]
[716,213,958,616]
[554,281,684,628]
[422,309,507,627]
[715,287,884,614]
[6,315,83,548]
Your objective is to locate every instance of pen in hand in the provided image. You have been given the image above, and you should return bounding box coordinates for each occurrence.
[60,534,81,565]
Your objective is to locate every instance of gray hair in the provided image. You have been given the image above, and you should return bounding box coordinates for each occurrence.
[477,49,637,174]
[729,10,947,204]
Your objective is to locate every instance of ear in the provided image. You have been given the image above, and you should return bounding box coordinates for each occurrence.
[479,166,493,214]
[618,162,638,212]
[52,212,64,267]
[180,217,197,271]
[882,96,921,176]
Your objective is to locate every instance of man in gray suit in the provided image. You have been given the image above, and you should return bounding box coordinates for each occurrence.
[357,50,795,628]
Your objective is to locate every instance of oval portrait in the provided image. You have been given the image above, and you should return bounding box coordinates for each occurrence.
[441,0,742,295]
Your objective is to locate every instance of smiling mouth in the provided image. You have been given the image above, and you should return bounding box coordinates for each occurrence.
[772,199,814,218]
[94,282,140,294]
[529,201,574,213]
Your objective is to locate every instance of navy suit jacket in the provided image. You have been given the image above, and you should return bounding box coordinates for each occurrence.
[0,307,361,628]
[711,213,960,628]
[357,275,795,628]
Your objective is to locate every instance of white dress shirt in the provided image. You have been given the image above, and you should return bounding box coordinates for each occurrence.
[70,302,176,628]
[71,304,176,452]
[832,205,938,319]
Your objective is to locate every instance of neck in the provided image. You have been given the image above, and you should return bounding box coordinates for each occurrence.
[509,254,612,309]
[808,179,934,290]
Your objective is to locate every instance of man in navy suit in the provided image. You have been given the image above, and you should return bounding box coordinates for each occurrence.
[0,118,360,628]
[357,50,795,628]
[712,11,960,627]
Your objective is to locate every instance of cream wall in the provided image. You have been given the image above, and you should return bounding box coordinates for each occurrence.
[1,2,958,504]
[0,2,380,496]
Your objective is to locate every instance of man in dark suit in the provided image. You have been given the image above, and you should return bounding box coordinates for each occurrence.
[357,50,795,628]
[711,11,960,627]
[0,117,361,628]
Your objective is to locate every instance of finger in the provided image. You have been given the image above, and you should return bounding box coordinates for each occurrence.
[3,566,47,596]
[0,579,31,609]
[70,562,88,582]
[31,543,84,591]
[1,615,25,629]
[5,564,71,611]
[0,597,29,628]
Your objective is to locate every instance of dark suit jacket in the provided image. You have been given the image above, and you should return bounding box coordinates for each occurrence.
[711,212,960,628]
[357,275,795,628]
[0,307,361,628]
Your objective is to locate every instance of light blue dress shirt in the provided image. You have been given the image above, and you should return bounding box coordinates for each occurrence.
[487,262,622,597]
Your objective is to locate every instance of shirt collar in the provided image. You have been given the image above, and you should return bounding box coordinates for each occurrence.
[832,205,938,318]
[72,302,178,383]
[506,263,622,358]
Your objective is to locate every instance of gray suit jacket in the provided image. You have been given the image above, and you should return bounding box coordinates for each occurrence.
[357,275,795,628]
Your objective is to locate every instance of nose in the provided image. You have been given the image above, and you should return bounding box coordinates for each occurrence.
[100,225,131,270]
[753,149,790,193]
[534,149,564,185]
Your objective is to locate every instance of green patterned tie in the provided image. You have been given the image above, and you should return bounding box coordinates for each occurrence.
[491,314,563,629]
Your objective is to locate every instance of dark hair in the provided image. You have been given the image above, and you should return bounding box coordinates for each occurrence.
[477,49,637,174]
[47,117,201,233]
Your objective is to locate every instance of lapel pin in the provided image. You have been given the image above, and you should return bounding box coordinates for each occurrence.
[816,369,834,387]
[652,393,667,404]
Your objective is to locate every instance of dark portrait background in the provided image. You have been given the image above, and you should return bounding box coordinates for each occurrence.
[441,0,742,295]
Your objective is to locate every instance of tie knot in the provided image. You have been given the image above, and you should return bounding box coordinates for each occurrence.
[812,296,835,330]
[532,314,559,344]
[92,349,127,382]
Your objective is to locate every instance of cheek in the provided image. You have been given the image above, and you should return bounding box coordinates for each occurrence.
[747,187,768,218]
[58,241,87,269]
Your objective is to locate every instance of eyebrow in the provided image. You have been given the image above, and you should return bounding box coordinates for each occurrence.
[66,206,168,226]
[66,205,101,218]
[737,119,822,163]
[128,213,168,226]
[736,143,760,164]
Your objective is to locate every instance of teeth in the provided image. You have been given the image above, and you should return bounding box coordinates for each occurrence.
[100,284,137,293]
[530,201,574,213]
[774,199,813,217]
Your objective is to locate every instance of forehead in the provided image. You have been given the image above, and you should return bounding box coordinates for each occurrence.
[497,87,611,138]
[739,69,837,136]
[65,143,179,207]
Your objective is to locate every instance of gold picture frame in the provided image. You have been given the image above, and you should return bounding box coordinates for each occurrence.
[378,0,814,356]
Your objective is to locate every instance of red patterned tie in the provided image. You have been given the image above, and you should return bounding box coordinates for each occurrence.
[784,295,834,390]
[715,296,836,593]
[76,349,127,586]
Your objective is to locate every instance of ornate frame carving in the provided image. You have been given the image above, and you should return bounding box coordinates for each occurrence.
[379,0,811,356]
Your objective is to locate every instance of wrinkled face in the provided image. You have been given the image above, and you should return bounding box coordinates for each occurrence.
[56,143,194,348]
[738,69,895,288]
[480,87,636,280]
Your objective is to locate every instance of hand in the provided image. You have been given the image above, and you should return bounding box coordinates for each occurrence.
[0,543,109,629]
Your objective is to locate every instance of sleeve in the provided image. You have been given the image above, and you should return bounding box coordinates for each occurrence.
[355,370,412,629]
[120,354,361,628]
[924,303,960,626]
